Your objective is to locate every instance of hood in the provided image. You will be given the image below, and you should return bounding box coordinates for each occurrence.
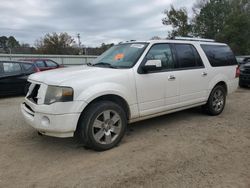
[28,65,124,85]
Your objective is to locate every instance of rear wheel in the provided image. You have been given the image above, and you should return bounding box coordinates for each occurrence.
[76,101,127,151]
[204,85,226,116]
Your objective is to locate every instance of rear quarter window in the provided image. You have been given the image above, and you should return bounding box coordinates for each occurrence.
[45,60,58,68]
[35,60,46,68]
[201,45,237,67]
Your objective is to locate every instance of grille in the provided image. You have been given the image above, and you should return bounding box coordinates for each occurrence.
[24,102,34,113]
[242,67,250,74]
[27,84,40,104]
[244,68,250,74]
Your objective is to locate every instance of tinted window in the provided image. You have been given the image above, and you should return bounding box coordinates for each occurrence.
[46,60,58,68]
[175,44,203,68]
[22,63,35,73]
[3,62,21,74]
[145,44,175,70]
[35,60,46,68]
[0,63,4,75]
[201,45,237,67]
[22,63,33,70]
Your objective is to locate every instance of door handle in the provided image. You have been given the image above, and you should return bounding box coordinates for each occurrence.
[168,75,176,81]
[202,72,208,76]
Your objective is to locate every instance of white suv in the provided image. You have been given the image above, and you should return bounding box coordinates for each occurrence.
[21,38,239,150]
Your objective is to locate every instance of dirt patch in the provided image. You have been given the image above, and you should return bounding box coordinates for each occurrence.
[0,89,250,188]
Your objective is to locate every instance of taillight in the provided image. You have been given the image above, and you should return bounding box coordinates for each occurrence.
[235,65,240,78]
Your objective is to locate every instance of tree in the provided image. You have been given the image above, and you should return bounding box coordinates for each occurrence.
[162,6,191,38]
[7,36,20,48]
[0,36,20,53]
[192,0,231,39]
[192,0,250,54]
[150,36,162,40]
[217,0,250,54]
[35,32,77,54]
[0,36,8,49]
[162,0,250,54]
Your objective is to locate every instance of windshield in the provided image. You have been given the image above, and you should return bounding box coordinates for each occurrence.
[90,43,148,68]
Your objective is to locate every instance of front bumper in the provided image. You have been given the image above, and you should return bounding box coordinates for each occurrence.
[21,98,87,138]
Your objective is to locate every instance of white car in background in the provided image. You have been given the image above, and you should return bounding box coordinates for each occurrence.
[21,38,239,151]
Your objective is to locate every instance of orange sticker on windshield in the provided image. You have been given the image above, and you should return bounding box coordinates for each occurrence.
[114,53,124,60]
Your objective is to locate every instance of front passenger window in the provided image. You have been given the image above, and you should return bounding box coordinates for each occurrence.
[145,44,175,70]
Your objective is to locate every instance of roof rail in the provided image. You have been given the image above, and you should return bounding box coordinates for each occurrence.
[174,37,215,42]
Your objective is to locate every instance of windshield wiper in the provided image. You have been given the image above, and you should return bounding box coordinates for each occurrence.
[93,62,117,69]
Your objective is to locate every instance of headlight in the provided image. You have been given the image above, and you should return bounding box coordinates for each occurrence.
[44,86,74,105]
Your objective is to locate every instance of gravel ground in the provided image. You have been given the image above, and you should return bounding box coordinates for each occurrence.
[0,88,250,188]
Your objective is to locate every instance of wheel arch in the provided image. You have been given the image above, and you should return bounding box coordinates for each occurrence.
[80,94,131,120]
[213,81,228,95]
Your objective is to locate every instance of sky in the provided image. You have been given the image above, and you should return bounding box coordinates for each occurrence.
[0,0,196,47]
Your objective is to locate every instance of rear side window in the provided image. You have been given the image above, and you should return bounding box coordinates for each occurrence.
[2,62,21,74]
[45,60,58,68]
[174,44,204,68]
[35,60,46,68]
[22,63,33,70]
[201,45,237,67]
[22,63,35,73]
[0,63,4,74]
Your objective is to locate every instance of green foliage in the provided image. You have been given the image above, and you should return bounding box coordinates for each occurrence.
[162,6,191,38]
[193,0,250,55]
[7,36,20,48]
[193,0,231,38]
[0,36,20,52]
[162,0,250,55]
[217,0,250,55]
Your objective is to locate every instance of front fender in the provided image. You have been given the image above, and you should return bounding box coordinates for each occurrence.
[76,82,134,106]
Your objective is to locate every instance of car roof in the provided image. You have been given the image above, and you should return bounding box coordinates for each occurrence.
[0,60,35,64]
[120,39,227,46]
[20,58,52,61]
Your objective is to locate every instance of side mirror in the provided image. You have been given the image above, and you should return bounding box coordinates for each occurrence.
[142,60,162,73]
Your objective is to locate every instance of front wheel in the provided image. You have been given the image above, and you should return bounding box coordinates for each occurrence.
[76,101,127,151]
[204,85,226,116]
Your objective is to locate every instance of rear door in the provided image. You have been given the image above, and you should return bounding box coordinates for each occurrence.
[0,62,26,95]
[173,44,209,106]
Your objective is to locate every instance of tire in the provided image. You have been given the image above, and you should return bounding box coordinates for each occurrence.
[76,101,127,151]
[203,85,226,116]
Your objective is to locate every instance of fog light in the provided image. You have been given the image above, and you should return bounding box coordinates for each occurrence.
[41,116,50,127]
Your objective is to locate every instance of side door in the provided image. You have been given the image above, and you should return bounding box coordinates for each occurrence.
[135,43,179,117]
[0,62,25,95]
[173,44,209,106]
